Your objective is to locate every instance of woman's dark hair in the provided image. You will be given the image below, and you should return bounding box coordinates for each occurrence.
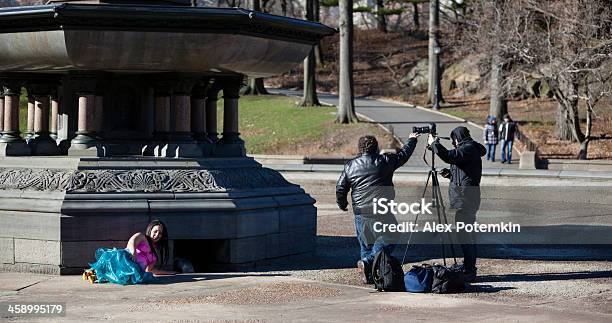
[145,219,169,266]
[358,135,379,155]
[503,113,512,122]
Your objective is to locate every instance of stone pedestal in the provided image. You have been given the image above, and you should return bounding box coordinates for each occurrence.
[0,156,316,274]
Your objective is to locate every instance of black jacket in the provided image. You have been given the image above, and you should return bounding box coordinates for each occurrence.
[499,121,518,141]
[336,138,417,211]
[432,127,486,211]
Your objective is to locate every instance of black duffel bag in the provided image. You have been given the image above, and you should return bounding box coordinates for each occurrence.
[431,263,465,293]
[372,249,405,292]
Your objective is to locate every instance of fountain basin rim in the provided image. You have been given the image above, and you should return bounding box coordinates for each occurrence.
[0,4,336,45]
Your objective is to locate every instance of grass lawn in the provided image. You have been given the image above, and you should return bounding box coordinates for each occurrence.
[222,94,395,155]
[219,95,336,154]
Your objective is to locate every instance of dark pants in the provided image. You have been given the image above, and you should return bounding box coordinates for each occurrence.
[485,143,496,161]
[354,214,396,264]
[501,140,513,162]
[455,208,477,272]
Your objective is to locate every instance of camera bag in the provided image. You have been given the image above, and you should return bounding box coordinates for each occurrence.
[431,263,465,294]
[404,264,434,292]
[372,249,405,292]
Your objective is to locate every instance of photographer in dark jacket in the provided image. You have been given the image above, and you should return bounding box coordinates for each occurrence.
[428,126,486,282]
[336,133,419,284]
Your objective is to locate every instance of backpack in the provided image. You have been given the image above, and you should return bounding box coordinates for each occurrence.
[372,250,405,292]
[404,264,434,293]
[431,263,465,294]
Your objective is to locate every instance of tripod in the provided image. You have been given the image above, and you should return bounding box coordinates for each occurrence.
[401,140,458,267]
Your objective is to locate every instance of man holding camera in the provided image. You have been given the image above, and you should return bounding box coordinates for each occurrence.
[428,126,486,282]
[336,133,420,284]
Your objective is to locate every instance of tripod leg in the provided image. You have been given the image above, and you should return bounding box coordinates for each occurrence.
[402,170,434,265]
[430,172,447,267]
[432,174,458,265]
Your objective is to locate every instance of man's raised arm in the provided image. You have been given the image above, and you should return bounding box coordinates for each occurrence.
[389,133,419,169]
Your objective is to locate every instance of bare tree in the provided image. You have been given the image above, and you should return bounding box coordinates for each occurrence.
[313,0,325,66]
[488,0,508,122]
[375,0,387,32]
[427,0,443,105]
[412,1,420,29]
[336,0,359,123]
[462,0,612,159]
[299,0,322,107]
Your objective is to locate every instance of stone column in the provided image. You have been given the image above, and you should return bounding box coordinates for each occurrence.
[216,77,245,157]
[24,94,35,143]
[68,76,105,157]
[192,81,215,156]
[0,88,4,139]
[205,83,222,143]
[50,93,59,141]
[30,85,60,155]
[94,95,104,137]
[161,78,202,158]
[0,81,30,156]
[191,82,208,143]
[151,80,172,157]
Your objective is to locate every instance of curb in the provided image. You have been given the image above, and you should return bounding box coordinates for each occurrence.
[266,163,612,181]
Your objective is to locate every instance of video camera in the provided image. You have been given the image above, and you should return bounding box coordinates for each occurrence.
[412,122,437,135]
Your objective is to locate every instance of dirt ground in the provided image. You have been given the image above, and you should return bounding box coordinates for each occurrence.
[264,119,398,157]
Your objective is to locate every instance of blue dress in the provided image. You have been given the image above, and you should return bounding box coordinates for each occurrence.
[89,248,155,285]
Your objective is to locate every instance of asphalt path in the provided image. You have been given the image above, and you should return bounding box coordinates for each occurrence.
[272,89,519,168]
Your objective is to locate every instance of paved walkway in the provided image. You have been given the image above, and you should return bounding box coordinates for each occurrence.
[273,89,519,168]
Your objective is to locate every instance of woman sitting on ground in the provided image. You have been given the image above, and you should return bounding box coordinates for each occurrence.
[83,219,175,285]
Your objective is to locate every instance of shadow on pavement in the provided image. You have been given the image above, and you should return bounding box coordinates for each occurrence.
[465,284,517,293]
[255,236,612,272]
[150,273,290,285]
[477,270,612,283]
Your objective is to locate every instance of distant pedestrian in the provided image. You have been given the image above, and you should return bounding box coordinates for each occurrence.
[483,116,498,162]
[499,114,518,164]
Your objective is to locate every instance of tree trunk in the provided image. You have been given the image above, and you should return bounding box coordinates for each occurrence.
[577,103,593,160]
[243,78,268,95]
[554,103,573,140]
[336,0,358,123]
[299,0,321,107]
[376,0,387,33]
[249,0,261,11]
[489,5,507,122]
[313,0,325,66]
[412,2,419,29]
[281,0,287,16]
[427,0,440,104]
[299,49,321,107]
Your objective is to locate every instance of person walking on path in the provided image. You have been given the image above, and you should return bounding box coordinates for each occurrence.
[499,114,518,164]
[483,116,499,162]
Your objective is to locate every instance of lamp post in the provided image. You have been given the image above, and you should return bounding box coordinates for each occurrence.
[432,45,442,110]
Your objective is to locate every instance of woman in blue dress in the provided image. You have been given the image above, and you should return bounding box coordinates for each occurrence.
[83,220,175,285]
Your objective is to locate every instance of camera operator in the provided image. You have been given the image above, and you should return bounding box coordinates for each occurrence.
[428,126,486,282]
[336,133,420,284]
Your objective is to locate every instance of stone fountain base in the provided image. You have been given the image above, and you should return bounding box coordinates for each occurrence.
[0,156,316,274]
